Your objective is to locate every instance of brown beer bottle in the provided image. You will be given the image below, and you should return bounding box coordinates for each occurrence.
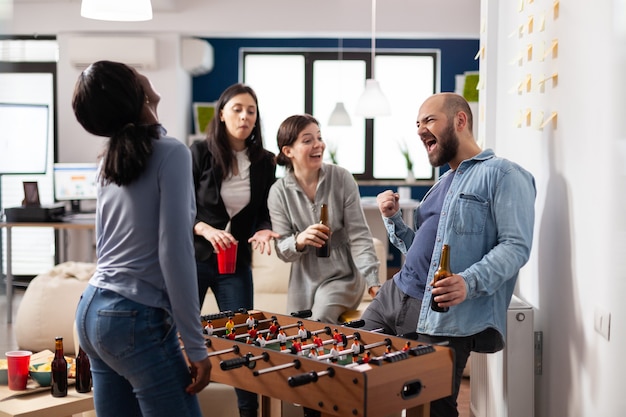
[75,346,92,393]
[316,203,331,257]
[430,244,451,313]
[51,337,68,397]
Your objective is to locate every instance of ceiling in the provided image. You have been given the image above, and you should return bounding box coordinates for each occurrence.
[12,0,180,12]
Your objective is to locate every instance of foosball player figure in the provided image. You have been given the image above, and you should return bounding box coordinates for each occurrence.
[246,313,256,329]
[360,351,372,364]
[226,328,237,340]
[268,319,279,339]
[350,339,361,363]
[312,334,324,356]
[291,337,303,355]
[204,320,214,336]
[402,341,411,352]
[247,324,258,344]
[255,333,267,348]
[297,323,308,341]
[225,315,235,334]
[384,345,393,355]
[328,340,340,363]
[277,327,288,351]
[332,328,345,350]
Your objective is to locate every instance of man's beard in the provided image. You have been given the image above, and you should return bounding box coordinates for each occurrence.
[428,121,459,168]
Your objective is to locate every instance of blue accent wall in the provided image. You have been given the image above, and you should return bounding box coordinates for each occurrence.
[192,37,479,102]
[192,37,477,268]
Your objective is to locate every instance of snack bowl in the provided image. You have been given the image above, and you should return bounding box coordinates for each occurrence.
[29,362,52,387]
[29,362,73,387]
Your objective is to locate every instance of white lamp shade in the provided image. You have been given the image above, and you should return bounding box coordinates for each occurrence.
[81,0,153,21]
[355,79,391,118]
[328,102,352,126]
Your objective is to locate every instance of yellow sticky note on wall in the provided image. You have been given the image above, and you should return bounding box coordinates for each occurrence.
[553,0,560,19]
[540,112,558,129]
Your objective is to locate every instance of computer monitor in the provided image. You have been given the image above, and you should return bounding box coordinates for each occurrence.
[0,103,49,175]
[53,162,99,213]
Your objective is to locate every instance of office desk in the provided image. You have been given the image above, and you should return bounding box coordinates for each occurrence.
[0,222,95,324]
[0,384,94,417]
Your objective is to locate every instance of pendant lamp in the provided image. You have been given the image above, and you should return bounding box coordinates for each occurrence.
[355,0,391,118]
[328,38,352,126]
[81,0,153,21]
[328,102,352,126]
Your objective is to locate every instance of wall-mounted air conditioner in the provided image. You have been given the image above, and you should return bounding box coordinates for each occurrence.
[67,36,158,70]
[181,38,214,76]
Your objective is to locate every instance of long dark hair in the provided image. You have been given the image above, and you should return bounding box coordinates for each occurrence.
[275,114,319,170]
[72,60,161,186]
[205,83,265,179]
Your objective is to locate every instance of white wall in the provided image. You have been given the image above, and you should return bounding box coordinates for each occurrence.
[55,32,191,163]
[7,0,480,39]
[481,0,626,416]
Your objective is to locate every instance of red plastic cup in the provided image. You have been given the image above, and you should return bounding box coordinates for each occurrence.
[217,241,238,274]
[6,350,32,390]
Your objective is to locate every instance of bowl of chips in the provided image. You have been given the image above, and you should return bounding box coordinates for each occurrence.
[29,360,73,387]
[29,362,53,387]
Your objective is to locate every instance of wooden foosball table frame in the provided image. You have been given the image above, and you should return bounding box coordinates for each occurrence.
[197,310,455,417]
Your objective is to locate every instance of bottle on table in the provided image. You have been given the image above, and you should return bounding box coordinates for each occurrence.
[51,336,68,397]
[75,346,92,393]
[430,244,451,313]
[315,203,331,258]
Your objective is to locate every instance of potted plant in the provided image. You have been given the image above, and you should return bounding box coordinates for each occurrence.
[399,140,414,182]
[327,142,338,165]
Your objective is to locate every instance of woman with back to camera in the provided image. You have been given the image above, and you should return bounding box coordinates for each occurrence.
[190,83,278,417]
[72,61,211,417]
[267,114,381,325]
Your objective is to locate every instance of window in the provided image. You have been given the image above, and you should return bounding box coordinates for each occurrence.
[1,38,58,277]
[243,49,438,181]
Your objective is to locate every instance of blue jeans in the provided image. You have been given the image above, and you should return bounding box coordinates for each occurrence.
[197,260,253,313]
[197,260,257,411]
[75,284,203,417]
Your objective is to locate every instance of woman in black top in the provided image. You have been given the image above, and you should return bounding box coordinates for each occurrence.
[190,83,277,417]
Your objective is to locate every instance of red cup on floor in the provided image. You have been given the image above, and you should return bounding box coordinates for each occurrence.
[217,241,238,274]
[6,350,32,390]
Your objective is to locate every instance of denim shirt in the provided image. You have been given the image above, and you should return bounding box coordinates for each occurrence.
[415,149,536,339]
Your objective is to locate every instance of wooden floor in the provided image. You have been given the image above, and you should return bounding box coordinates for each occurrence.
[0,286,471,417]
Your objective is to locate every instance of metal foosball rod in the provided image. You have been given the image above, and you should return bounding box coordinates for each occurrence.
[253,359,301,376]
[287,367,335,387]
[220,352,270,370]
[206,344,240,358]
[362,337,392,352]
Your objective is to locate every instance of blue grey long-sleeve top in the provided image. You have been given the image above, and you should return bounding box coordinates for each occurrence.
[89,135,207,362]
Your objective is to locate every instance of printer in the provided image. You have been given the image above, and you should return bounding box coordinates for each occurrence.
[5,203,66,222]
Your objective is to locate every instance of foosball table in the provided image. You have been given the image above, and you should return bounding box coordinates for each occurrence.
[197,310,454,417]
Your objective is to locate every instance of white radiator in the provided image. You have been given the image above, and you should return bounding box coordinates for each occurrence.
[470,295,534,417]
